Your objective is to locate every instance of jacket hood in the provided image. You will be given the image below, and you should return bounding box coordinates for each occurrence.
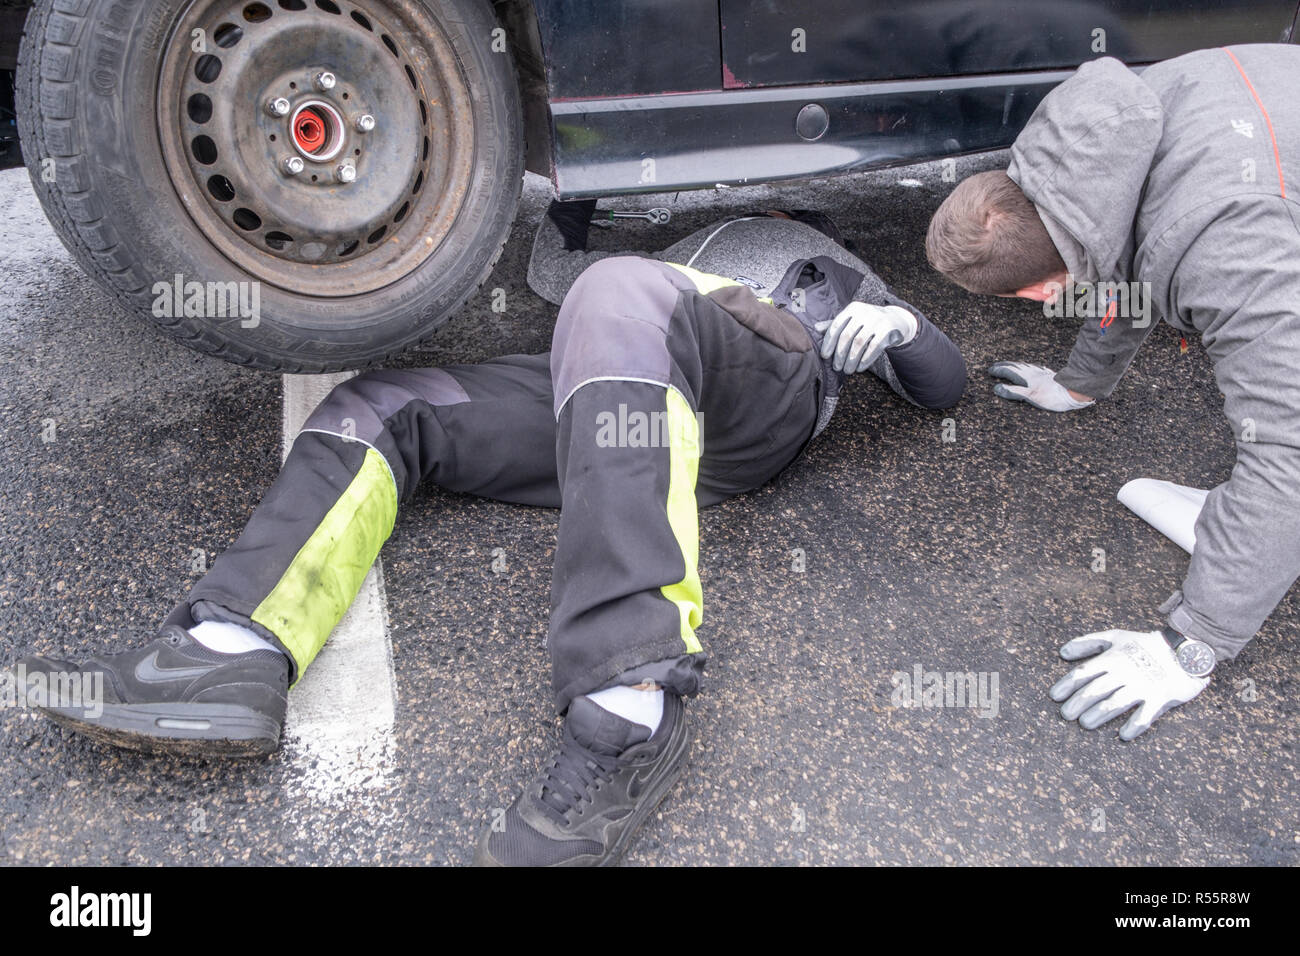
[1006,57,1164,283]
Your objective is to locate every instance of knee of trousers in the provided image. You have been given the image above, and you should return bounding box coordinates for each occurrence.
[300,368,470,497]
[550,256,688,418]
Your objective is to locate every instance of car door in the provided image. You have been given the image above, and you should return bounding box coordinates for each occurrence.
[719,0,1300,87]
[536,0,1300,197]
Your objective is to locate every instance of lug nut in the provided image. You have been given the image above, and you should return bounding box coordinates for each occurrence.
[283,156,305,175]
[355,114,376,133]
[267,97,291,117]
[315,71,337,91]
[336,163,357,184]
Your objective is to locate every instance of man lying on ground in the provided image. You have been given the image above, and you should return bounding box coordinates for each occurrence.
[17,199,966,865]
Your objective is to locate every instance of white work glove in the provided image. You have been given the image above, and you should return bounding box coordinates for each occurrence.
[1048,629,1211,740]
[989,361,1094,412]
[816,302,918,374]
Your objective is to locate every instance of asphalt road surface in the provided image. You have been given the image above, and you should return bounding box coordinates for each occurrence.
[1,155,1296,866]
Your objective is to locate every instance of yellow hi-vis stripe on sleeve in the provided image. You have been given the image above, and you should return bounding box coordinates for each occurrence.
[661,387,703,654]
[665,261,775,305]
[666,261,740,295]
[251,447,397,681]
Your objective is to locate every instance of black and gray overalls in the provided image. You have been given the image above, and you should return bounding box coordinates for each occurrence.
[168,209,967,711]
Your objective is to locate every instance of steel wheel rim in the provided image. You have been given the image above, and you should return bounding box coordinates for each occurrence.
[157,0,475,297]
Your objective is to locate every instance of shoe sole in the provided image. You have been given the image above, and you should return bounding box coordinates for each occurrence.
[36,702,281,758]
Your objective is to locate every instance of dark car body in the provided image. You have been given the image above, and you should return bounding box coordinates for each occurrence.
[5,1,1298,183]
[2,0,1297,370]
[510,0,1300,196]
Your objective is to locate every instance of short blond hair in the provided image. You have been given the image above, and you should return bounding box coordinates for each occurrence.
[925,171,1066,295]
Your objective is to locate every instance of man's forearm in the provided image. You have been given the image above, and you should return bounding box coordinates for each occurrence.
[1053,312,1157,400]
[857,284,966,409]
[866,310,967,409]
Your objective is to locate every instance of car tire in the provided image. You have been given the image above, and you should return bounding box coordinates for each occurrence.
[16,0,524,371]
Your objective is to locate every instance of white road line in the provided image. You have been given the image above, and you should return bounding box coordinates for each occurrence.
[280,372,397,804]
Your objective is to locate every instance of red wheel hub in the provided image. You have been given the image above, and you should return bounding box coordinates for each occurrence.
[294,109,327,153]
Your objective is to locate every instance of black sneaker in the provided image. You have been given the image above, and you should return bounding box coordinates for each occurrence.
[12,624,289,757]
[475,691,689,866]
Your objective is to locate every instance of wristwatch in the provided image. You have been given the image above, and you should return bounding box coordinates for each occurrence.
[1160,625,1216,678]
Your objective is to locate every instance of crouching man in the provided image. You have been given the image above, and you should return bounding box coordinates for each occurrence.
[925,44,1300,739]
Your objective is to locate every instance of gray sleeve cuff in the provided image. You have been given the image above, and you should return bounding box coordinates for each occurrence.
[1160,590,1246,662]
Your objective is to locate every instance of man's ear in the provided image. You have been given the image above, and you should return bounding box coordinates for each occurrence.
[1012,273,1069,302]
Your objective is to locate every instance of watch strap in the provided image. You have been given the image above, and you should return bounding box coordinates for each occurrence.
[1159,625,1187,651]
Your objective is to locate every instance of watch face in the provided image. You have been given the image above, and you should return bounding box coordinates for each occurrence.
[1177,641,1216,678]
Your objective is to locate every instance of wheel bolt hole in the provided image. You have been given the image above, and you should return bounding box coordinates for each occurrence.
[233,208,263,231]
[207,174,236,202]
[191,134,218,165]
[194,54,223,84]
[187,93,213,124]
[213,23,244,48]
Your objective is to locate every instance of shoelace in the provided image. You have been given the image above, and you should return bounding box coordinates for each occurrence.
[88,630,181,667]
[538,731,622,822]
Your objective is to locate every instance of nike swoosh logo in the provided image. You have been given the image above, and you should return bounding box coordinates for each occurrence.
[134,651,213,684]
[626,764,657,801]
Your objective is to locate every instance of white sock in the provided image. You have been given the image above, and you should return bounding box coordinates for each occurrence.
[586,684,664,735]
[188,620,281,656]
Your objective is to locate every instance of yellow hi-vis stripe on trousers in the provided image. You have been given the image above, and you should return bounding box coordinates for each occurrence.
[661,387,703,654]
[251,447,398,682]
